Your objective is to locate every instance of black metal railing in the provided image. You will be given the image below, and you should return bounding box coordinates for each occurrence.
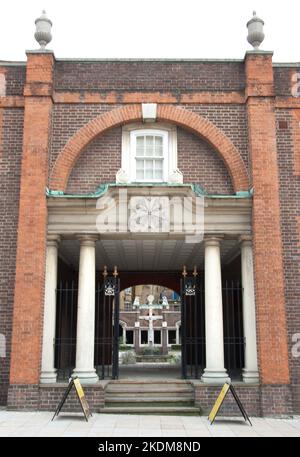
[54,277,245,381]
[54,281,77,380]
[94,277,120,380]
[181,276,205,379]
[55,277,120,381]
[181,277,245,380]
[223,280,245,379]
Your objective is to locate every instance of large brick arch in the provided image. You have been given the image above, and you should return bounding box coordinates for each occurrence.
[50,105,249,192]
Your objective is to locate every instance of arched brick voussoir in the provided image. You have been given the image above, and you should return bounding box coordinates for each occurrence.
[157,105,249,192]
[50,105,142,191]
[50,104,249,193]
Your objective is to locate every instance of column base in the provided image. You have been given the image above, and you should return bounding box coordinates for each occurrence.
[40,370,57,384]
[242,369,259,383]
[201,368,231,384]
[72,369,99,384]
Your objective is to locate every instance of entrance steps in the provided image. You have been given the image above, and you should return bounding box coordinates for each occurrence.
[100,380,200,415]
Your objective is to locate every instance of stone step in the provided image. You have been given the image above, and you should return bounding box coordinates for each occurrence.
[106,381,193,390]
[99,406,201,415]
[105,397,194,405]
[105,386,194,394]
[108,379,190,384]
[105,392,194,399]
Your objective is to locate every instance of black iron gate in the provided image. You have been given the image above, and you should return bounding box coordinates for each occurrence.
[181,272,245,380]
[181,273,205,379]
[55,273,120,381]
[95,274,120,379]
[55,280,78,381]
[223,280,245,379]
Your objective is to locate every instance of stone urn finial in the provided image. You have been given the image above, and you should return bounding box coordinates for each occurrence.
[34,10,52,49]
[247,11,265,50]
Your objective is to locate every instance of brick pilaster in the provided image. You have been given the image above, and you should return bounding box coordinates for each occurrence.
[9,51,54,389]
[292,109,300,175]
[245,51,290,385]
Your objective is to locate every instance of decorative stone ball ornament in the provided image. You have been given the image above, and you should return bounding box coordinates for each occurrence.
[34,10,52,49]
[247,11,265,50]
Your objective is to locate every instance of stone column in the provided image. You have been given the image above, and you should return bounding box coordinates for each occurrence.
[161,321,168,355]
[40,236,60,383]
[176,323,180,345]
[73,236,98,384]
[240,236,259,383]
[201,237,230,383]
[134,322,140,354]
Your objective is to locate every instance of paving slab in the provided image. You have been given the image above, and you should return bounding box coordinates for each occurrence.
[0,411,299,437]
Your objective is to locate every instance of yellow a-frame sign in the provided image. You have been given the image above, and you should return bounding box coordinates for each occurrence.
[208,383,252,426]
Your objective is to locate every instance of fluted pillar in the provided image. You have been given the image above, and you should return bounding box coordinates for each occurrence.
[73,236,98,384]
[240,236,259,383]
[40,235,60,383]
[201,237,230,384]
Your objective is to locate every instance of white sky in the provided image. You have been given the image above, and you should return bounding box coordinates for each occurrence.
[0,0,299,62]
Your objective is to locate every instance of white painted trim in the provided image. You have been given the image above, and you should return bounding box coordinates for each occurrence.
[142,103,157,122]
[130,129,168,183]
[121,123,178,183]
[176,321,181,345]
[47,190,252,237]
[139,328,162,347]
[119,320,126,345]
[125,329,134,347]
[167,328,177,346]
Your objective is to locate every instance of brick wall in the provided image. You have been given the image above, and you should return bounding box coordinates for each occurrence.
[119,311,181,329]
[51,103,249,187]
[50,104,121,171]
[66,126,121,193]
[293,110,300,175]
[9,53,54,391]
[177,127,234,194]
[194,384,293,417]
[276,109,300,413]
[274,67,300,96]
[245,53,290,387]
[0,65,26,96]
[66,125,234,195]
[0,108,23,405]
[54,61,245,92]
[7,384,105,411]
[194,384,261,416]
[180,105,249,169]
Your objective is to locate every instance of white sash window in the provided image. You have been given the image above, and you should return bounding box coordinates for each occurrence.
[131,130,168,182]
[120,123,180,184]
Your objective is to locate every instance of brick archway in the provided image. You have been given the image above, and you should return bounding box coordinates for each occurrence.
[119,271,181,294]
[50,105,249,192]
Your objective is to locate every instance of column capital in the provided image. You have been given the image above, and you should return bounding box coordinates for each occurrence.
[204,235,224,247]
[239,235,252,246]
[47,234,60,247]
[76,234,98,246]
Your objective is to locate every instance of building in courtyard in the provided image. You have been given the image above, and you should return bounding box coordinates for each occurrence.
[0,12,299,416]
[119,285,181,354]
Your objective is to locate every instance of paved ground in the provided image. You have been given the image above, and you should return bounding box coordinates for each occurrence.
[0,410,300,437]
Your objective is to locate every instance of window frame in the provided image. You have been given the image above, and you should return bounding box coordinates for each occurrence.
[153,329,162,346]
[125,329,134,346]
[130,129,168,183]
[140,329,149,346]
[121,122,178,184]
[167,329,177,346]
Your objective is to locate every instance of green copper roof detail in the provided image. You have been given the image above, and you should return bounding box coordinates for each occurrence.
[46,183,252,199]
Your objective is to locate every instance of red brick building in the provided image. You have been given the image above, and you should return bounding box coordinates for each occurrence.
[0,13,299,416]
